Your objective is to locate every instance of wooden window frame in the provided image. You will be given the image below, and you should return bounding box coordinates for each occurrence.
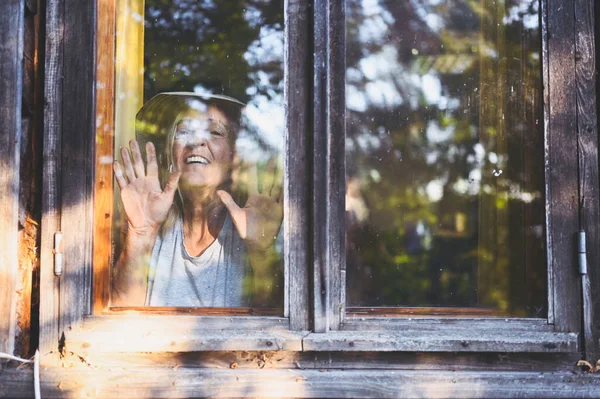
[38,0,311,357]
[36,0,598,366]
[0,0,598,396]
[304,0,599,356]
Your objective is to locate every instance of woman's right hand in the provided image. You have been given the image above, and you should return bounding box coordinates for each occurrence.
[113,140,181,238]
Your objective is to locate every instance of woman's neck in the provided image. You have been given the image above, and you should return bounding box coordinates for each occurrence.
[180,189,228,256]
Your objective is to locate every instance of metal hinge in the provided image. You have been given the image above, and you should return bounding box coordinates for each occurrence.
[53,232,63,276]
[577,231,587,275]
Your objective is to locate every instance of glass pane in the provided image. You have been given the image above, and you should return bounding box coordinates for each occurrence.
[111,0,284,310]
[345,0,546,317]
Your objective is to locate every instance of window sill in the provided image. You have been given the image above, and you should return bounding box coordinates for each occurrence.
[67,315,305,352]
[303,330,578,352]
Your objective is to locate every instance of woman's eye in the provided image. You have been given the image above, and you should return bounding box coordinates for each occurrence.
[211,130,223,137]
[175,129,191,137]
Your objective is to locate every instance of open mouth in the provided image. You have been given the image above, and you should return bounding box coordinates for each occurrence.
[185,156,209,165]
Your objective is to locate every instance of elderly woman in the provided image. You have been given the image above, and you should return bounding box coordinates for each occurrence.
[111,93,283,308]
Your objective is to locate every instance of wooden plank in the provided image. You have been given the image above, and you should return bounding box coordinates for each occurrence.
[59,0,95,333]
[348,307,512,317]
[303,331,578,352]
[67,329,306,353]
[312,0,328,333]
[14,1,41,360]
[39,0,64,357]
[93,0,116,313]
[285,0,311,331]
[546,0,581,332]
[80,315,290,331]
[66,315,303,352]
[574,0,599,362]
[2,368,600,398]
[342,318,554,332]
[0,0,24,359]
[67,351,579,373]
[540,0,554,325]
[325,0,345,330]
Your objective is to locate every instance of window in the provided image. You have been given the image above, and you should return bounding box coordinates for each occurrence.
[345,0,546,316]
[303,0,582,352]
[37,0,596,384]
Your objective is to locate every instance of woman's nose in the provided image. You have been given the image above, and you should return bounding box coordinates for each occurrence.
[188,130,210,146]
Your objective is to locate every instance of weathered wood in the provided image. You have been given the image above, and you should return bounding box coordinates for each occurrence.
[39,0,64,357]
[540,0,554,326]
[285,0,311,331]
[0,0,25,358]
[546,0,581,332]
[59,0,95,333]
[574,0,599,362]
[347,307,510,317]
[70,350,580,373]
[342,317,554,332]
[67,328,305,353]
[64,314,304,352]
[93,0,116,313]
[2,368,600,398]
[303,331,578,352]
[313,0,328,333]
[106,306,283,316]
[14,3,40,359]
[80,314,290,330]
[325,0,345,330]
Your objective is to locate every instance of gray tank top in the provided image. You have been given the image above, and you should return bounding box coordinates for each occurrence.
[145,214,251,307]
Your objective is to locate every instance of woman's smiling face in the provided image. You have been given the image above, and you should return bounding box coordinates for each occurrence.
[171,105,234,192]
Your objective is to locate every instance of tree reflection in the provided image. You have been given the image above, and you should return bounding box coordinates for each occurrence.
[346,0,546,316]
[143,0,284,156]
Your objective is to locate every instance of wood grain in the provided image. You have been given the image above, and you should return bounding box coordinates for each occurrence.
[325,0,345,331]
[67,329,305,353]
[546,0,581,333]
[342,317,554,332]
[2,368,599,398]
[303,330,578,353]
[0,0,24,359]
[312,0,328,333]
[93,0,116,313]
[59,0,95,334]
[285,0,311,331]
[574,0,599,362]
[68,350,580,373]
[39,0,64,357]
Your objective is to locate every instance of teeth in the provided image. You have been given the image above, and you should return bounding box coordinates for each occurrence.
[186,156,208,164]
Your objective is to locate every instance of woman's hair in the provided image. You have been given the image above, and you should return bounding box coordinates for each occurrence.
[135,92,244,235]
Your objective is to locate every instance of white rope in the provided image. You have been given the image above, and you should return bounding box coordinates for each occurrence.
[0,350,41,399]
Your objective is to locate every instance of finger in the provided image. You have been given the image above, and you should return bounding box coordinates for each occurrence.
[247,164,259,195]
[120,146,136,182]
[271,183,283,204]
[146,141,159,177]
[266,158,279,197]
[217,190,247,239]
[130,140,146,178]
[113,161,128,190]
[161,171,181,200]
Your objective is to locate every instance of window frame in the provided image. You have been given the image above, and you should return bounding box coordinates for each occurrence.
[36,0,598,360]
[38,0,312,357]
[303,0,594,354]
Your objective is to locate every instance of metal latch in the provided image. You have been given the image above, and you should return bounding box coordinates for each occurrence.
[53,232,63,276]
[577,231,587,275]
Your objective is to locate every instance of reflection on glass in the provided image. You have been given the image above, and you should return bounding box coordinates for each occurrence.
[345,0,546,316]
[111,1,284,309]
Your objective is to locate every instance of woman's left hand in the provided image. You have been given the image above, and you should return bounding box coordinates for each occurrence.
[217,162,283,252]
